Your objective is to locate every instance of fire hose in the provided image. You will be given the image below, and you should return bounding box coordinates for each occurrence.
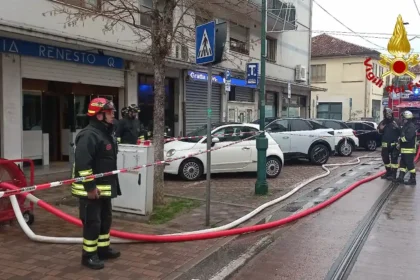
[2,153,393,244]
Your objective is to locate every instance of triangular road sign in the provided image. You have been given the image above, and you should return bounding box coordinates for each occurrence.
[197,29,213,59]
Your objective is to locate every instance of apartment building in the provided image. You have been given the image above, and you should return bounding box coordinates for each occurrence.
[0,0,320,165]
[310,34,390,122]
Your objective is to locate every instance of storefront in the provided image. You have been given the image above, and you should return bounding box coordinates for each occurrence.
[0,36,125,164]
[227,82,256,123]
[138,74,176,136]
[282,94,308,118]
[265,91,278,118]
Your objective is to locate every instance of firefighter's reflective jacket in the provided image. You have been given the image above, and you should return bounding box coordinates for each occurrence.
[378,119,400,147]
[72,119,121,199]
[400,121,417,154]
[115,118,146,144]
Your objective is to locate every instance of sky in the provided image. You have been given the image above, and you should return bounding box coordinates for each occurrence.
[311,0,420,54]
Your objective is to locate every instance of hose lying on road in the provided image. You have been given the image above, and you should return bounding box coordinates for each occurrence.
[2,153,389,244]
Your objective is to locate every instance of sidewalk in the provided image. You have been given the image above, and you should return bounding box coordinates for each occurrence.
[0,151,375,279]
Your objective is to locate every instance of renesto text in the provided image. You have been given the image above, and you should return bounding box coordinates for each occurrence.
[364,58,419,93]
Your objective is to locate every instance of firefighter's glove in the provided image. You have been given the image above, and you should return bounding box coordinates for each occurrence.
[87,188,100,199]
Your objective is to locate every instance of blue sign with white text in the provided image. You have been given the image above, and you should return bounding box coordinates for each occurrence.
[188,70,256,88]
[246,63,259,85]
[195,21,216,65]
[0,37,124,69]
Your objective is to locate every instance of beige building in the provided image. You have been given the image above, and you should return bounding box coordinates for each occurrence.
[310,34,391,123]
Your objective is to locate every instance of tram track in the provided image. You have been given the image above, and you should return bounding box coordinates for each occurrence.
[325,181,399,280]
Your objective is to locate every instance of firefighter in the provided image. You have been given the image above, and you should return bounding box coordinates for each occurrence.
[396,110,417,185]
[115,104,145,144]
[72,97,121,270]
[378,107,400,180]
[112,107,127,132]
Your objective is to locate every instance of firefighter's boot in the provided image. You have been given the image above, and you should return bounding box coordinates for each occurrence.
[396,171,406,183]
[98,247,121,260]
[405,173,417,186]
[81,254,105,270]
[381,167,391,179]
[388,168,397,181]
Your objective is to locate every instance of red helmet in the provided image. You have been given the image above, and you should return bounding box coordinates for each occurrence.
[87,97,116,117]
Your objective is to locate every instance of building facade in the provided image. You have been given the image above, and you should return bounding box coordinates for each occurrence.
[0,0,320,165]
[310,34,390,122]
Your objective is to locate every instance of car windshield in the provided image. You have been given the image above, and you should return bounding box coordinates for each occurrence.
[308,120,328,129]
[182,124,218,142]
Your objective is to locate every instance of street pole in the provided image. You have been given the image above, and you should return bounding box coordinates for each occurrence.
[206,64,212,226]
[255,0,268,195]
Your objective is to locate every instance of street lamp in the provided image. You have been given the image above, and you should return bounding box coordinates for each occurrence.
[255,0,269,195]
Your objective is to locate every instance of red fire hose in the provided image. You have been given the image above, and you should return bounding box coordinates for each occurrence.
[2,148,418,243]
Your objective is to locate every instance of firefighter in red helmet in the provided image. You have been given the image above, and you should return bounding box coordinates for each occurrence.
[72,97,121,270]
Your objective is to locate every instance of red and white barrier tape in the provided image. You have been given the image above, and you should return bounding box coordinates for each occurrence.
[164,132,258,142]
[0,132,261,199]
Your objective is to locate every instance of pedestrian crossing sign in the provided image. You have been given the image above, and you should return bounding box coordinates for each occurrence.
[196,21,216,65]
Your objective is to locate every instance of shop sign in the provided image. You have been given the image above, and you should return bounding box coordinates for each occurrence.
[188,70,256,88]
[0,37,123,69]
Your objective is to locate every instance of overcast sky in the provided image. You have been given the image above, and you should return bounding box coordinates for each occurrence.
[311,0,420,54]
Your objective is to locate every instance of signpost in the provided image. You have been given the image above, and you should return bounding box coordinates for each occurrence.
[287,82,291,117]
[225,69,231,92]
[196,21,216,226]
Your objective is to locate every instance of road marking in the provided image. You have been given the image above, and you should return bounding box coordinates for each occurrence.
[208,235,273,280]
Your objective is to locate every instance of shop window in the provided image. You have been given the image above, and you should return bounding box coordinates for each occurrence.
[140,0,153,28]
[317,102,342,120]
[230,23,249,55]
[22,92,42,131]
[266,37,277,62]
[228,86,236,101]
[58,0,101,10]
[311,64,326,83]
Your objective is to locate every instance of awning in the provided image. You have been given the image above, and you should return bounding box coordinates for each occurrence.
[266,77,327,92]
[395,101,420,108]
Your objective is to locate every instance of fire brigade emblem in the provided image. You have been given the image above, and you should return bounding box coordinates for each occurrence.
[379,15,419,79]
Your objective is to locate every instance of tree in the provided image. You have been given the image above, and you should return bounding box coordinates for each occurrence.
[50,0,256,205]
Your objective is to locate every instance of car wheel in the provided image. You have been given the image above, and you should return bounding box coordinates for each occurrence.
[23,211,35,226]
[309,144,330,165]
[365,140,377,151]
[179,158,203,181]
[266,157,282,178]
[338,140,353,156]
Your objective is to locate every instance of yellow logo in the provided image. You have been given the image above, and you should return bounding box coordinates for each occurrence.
[379,14,419,79]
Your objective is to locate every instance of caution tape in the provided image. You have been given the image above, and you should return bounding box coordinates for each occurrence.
[0,132,262,199]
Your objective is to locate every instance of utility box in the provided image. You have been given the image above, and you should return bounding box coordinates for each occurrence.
[112,144,154,216]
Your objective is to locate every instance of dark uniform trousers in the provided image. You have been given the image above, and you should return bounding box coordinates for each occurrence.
[79,198,112,255]
[399,148,416,174]
[381,142,399,170]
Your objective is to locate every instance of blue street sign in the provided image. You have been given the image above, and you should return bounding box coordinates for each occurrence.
[195,21,216,65]
[225,69,231,81]
[246,63,259,85]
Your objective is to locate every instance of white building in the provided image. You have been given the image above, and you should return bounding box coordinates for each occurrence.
[0,0,322,165]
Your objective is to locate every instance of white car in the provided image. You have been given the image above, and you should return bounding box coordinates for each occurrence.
[254,118,335,165]
[310,119,359,157]
[164,123,284,181]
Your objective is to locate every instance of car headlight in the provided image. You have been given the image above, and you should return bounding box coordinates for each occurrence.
[166,149,176,157]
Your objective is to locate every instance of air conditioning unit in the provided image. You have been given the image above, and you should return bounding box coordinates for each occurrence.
[295,65,307,82]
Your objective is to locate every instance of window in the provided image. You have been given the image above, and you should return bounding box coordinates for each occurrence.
[22,92,42,131]
[267,119,289,133]
[290,119,311,131]
[311,64,326,83]
[59,0,101,10]
[269,1,296,24]
[228,86,236,101]
[139,0,153,28]
[346,122,355,129]
[213,126,245,142]
[266,37,277,62]
[324,120,341,130]
[317,102,342,120]
[354,123,374,131]
[230,23,249,55]
[241,127,259,140]
[307,120,327,130]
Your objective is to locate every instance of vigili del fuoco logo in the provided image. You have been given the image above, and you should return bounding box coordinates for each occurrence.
[364,15,420,93]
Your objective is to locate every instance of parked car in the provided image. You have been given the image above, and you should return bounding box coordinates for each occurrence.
[349,120,378,129]
[164,123,284,181]
[311,118,359,157]
[346,121,381,151]
[252,118,335,165]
